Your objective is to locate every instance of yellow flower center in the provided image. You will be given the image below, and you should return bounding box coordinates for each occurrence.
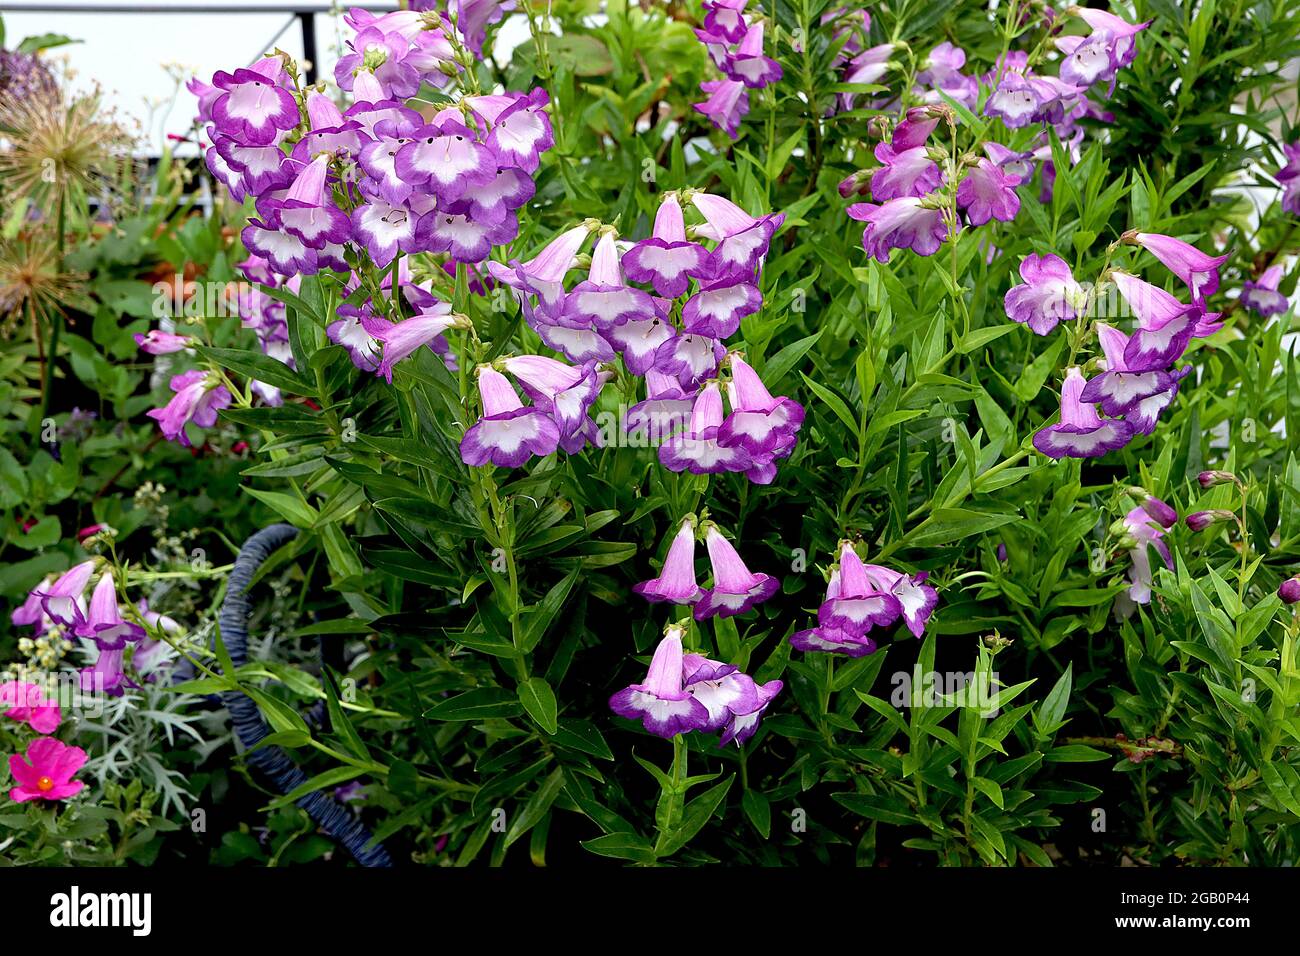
[37,776,54,792]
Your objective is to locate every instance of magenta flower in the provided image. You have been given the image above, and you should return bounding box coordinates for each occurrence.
[694,79,750,138]
[562,230,657,331]
[849,198,949,263]
[1108,271,1198,369]
[1032,366,1133,459]
[956,159,1021,226]
[459,366,561,468]
[860,564,938,638]
[690,191,783,282]
[718,351,804,460]
[1079,323,1175,420]
[36,560,96,627]
[622,194,710,297]
[210,57,298,146]
[1186,509,1236,532]
[681,654,758,731]
[915,42,978,107]
[653,333,727,390]
[134,330,192,355]
[480,89,554,173]
[1240,265,1289,317]
[368,307,463,383]
[724,21,783,89]
[1004,254,1085,335]
[608,625,710,738]
[818,542,904,635]
[660,381,753,474]
[1118,504,1174,609]
[0,681,61,735]
[1278,143,1300,215]
[351,199,419,269]
[147,370,233,448]
[80,646,129,698]
[1131,232,1228,302]
[1280,576,1300,605]
[702,0,748,42]
[1071,7,1150,73]
[682,280,762,338]
[633,518,702,605]
[719,678,782,746]
[395,118,497,201]
[870,143,943,202]
[624,370,695,442]
[75,571,145,650]
[694,524,779,620]
[8,738,86,803]
[262,155,353,250]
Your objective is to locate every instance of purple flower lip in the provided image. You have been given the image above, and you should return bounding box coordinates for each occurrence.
[607,625,709,738]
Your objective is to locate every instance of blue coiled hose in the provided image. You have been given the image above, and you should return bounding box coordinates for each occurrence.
[218,523,393,867]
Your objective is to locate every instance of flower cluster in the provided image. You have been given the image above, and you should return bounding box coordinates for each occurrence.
[790,541,938,657]
[845,105,1021,263]
[1025,232,1227,459]
[143,10,557,445]
[609,622,782,746]
[11,562,149,697]
[837,6,1148,239]
[471,191,803,481]
[693,2,782,138]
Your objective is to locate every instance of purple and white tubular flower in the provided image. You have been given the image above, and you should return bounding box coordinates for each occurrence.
[1033,367,1133,460]
[660,381,753,475]
[1003,253,1088,335]
[147,370,233,449]
[849,197,950,263]
[1123,230,1228,303]
[459,365,560,469]
[634,517,703,605]
[1114,502,1175,615]
[621,194,709,297]
[1239,264,1290,317]
[74,571,146,650]
[694,523,779,620]
[366,305,467,383]
[37,561,96,628]
[791,541,936,657]
[1278,142,1300,215]
[608,621,783,746]
[608,623,710,738]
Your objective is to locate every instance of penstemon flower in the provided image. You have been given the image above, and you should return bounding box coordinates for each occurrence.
[608,624,709,738]
[1032,367,1133,460]
[36,561,96,628]
[1239,264,1289,317]
[693,524,779,620]
[1125,231,1228,303]
[1003,253,1086,335]
[849,198,950,263]
[1115,504,1175,613]
[146,370,232,449]
[74,571,145,650]
[459,366,560,468]
[634,518,703,605]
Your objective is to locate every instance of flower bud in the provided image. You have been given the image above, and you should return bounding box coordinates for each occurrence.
[1198,470,1237,488]
[1280,576,1300,605]
[1185,509,1235,531]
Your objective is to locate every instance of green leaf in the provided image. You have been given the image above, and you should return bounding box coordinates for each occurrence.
[424,688,522,721]
[517,677,559,735]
